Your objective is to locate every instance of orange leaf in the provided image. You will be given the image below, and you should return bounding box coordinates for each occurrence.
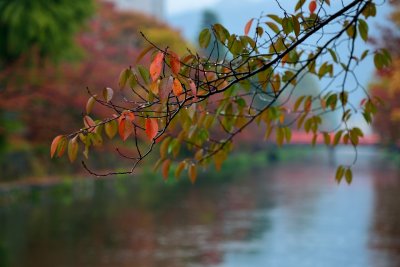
[162,159,171,180]
[309,1,317,14]
[150,79,160,95]
[50,135,63,158]
[188,164,197,184]
[118,111,135,141]
[145,118,159,140]
[244,18,254,36]
[149,52,164,82]
[172,78,183,97]
[169,52,181,76]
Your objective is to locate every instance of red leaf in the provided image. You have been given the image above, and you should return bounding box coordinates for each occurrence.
[169,52,181,76]
[145,118,159,140]
[244,18,254,36]
[50,135,63,158]
[149,52,164,82]
[172,78,183,97]
[118,111,135,141]
[309,1,317,14]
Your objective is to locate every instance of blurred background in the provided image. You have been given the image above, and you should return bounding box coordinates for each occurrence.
[0,0,400,266]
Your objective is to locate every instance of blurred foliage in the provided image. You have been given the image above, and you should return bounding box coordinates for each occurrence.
[0,0,94,65]
[0,0,190,180]
[370,1,400,147]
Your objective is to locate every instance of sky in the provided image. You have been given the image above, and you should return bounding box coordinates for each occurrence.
[166,0,219,15]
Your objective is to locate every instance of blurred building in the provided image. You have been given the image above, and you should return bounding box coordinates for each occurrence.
[108,0,165,20]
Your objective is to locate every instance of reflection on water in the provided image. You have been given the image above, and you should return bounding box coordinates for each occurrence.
[0,148,399,267]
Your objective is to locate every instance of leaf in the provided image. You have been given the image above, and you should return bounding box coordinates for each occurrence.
[83,115,96,132]
[86,95,96,114]
[265,22,280,34]
[159,76,173,103]
[199,28,211,48]
[118,111,135,141]
[102,87,114,102]
[169,52,181,76]
[309,1,317,14]
[138,65,150,84]
[292,16,300,37]
[51,135,63,158]
[150,79,160,95]
[358,19,368,42]
[188,164,197,184]
[172,78,183,97]
[189,79,197,99]
[345,168,353,184]
[333,130,343,146]
[160,137,171,159]
[335,166,345,183]
[105,120,118,139]
[162,159,171,180]
[149,52,164,82]
[293,95,305,112]
[323,132,331,146]
[295,0,306,11]
[244,18,254,36]
[118,68,132,89]
[175,161,186,179]
[145,118,158,141]
[68,136,79,162]
[135,45,154,64]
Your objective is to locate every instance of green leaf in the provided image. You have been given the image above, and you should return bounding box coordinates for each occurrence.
[335,166,345,183]
[105,120,118,139]
[295,0,306,11]
[358,19,368,42]
[118,68,132,89]
[199,28,212,48]
[333,130,343,146]
[328,48,338,63]
[265,22,280,34]
[345,168,353,184]
[138,65,150,84]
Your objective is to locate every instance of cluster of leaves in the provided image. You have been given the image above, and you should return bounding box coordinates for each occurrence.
[370,1,400,147]
[53,0,389,184]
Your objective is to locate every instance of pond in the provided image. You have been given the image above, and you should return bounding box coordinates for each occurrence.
[0,147,399,267]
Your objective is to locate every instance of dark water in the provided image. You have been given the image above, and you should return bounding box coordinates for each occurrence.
[1,148,400,267]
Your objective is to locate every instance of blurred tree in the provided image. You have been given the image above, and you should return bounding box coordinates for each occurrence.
[370,1,400,148]
[0,0,189,179]
[0,0,94,66]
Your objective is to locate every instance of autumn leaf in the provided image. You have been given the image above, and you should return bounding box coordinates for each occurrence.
[118,111,135,141]
[50,135,63,158]
[244,18,254,36]
[68,136,79,162]
[145,117,159,140]
[162,159,171,180]
[83,115,96,132]
[309,0,317,14]
[188,164,197,183]
[86,95,96,114]
[149,52,164,82]
[159,76,173,103]
[103,87,114,102]
[172,78,183,97]
[169,52,181,76]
